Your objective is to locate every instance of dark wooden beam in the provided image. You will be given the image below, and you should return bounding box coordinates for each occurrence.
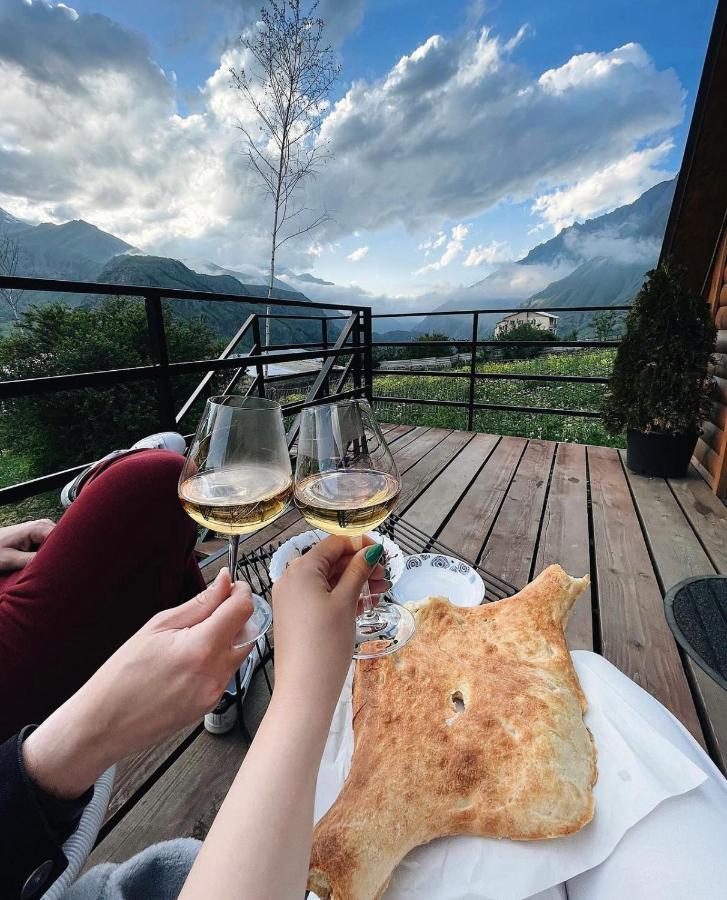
[661,0,727,294]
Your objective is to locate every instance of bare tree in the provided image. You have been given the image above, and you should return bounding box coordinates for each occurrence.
[231,0,339,351]
[0,229,25,321]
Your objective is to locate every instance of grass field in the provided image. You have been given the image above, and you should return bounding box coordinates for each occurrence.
[373,349,624,447]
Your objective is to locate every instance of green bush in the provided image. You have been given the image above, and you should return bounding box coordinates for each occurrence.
[602,262,715,435]
[494,322,557,359]
[0,299,222,475]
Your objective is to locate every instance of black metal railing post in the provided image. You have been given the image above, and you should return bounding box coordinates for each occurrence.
[251,314,266,398]
[321,316,329,399]
[467,312,479,431]
[363,307,374,405]
[352,312,363,398]
[144,295,176,432]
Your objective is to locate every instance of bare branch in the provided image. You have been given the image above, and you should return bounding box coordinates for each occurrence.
[229,0,339,323]
[0,229,25,321]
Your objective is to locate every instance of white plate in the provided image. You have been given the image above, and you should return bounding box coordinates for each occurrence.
[269,529,405,587]
[390,553,485,607]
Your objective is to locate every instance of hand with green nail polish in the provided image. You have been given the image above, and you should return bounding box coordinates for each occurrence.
[272,534,390,715]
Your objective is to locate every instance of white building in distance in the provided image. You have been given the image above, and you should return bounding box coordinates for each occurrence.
[493,310,558,337]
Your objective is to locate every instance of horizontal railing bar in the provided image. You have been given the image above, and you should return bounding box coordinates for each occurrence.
[0,463,88,506]
[282,386,366,414]
[373,369,609,384]
[373,395,603,418]
[373,340,620,348]
[371,305,632,317]
[262,341,349,351]
[0,348,365,400]
[255,314,334,320]
[0,275,364,312]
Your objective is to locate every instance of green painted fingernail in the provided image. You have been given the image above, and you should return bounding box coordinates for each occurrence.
[364,543,384,566]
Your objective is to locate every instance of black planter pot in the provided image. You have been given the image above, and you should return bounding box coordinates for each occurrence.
[626,428,698,478]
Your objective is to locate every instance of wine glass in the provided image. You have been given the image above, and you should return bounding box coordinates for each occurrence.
[179,395,293,647]
[294,399,416,659]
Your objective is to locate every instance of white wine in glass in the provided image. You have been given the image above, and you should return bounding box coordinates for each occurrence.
[294,399,416,659]
[179,395,293,647]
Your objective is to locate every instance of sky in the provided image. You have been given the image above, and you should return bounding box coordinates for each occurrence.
[0,0,717,311]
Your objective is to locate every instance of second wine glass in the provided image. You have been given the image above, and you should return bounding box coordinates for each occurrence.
[294,399,416,659]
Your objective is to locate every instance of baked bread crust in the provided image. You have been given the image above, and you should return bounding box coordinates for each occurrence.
[308,565,596,900]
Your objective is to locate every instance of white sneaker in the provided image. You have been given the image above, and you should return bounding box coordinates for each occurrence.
[60,432,186,507]
[204,643,263,735]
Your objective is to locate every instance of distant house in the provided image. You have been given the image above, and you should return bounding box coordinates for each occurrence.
[493,310,558,337]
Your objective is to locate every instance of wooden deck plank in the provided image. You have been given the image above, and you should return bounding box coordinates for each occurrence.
[105,724,199,824]
[534,442,593,651]
[438,436,526,564]
[404,433,499,535]
[380,422,416,443]
[88,666,272,867]
[622,460,727,771]
[587,445,704,743]
[388,426,451,474]
[668,465,727,574]
[480,440,556,590]
[397,429,475,511]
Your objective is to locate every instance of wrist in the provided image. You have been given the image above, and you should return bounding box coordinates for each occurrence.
[23,694,114,800]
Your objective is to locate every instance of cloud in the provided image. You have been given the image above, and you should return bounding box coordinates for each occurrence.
[0,1,684,285]
[347,245,369,261]
[464,239,510,267]
[418,231,447,254]
[317,0,367,45]
[415,223,469,274]
[531,141,675,232]
[313,32,683,236]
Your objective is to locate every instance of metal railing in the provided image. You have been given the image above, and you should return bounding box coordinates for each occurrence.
[0,275,628,506]
[0,275,371,506]
[368,306,628,431]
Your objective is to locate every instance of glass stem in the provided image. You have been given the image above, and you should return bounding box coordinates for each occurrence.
[354,534,380,621]
[228,533,240,583]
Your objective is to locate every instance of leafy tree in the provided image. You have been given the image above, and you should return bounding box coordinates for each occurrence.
[494,322,556,359]
[603,262,715,435]
[0,299,222,475]
[400,332,454,360]
[590,310,624,341]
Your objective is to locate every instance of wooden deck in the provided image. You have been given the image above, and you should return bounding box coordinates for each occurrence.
[87,424,727,867]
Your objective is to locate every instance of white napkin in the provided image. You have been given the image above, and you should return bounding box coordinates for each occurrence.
[312,652,707,900]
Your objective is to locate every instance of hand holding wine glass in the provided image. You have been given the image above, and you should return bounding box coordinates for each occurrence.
[179,395,293,647]
[294,399,415,658]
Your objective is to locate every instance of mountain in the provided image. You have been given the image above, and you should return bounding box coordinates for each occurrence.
[292,272,335,286]
[515,179,675,268]
[183,259,298,295]
[0,208,29,234]
[13,219,134,280]
[523,258,647,335]
[421,178,676,337]
[95,255,328,344]
[0,214,334,345]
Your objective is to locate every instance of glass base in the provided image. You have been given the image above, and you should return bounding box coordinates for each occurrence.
[232,593,273,649]
[353,601,416,659]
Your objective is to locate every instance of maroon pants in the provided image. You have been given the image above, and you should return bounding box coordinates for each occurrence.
[0,450,205,741]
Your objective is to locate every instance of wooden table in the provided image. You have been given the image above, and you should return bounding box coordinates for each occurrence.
[86,424,727,867]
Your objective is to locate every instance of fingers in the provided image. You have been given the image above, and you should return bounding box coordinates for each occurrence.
[333,543,384,604]
[0,548,35,572]
[197,580,254,648]
[160,568,234,629]
[28,519,55,546]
